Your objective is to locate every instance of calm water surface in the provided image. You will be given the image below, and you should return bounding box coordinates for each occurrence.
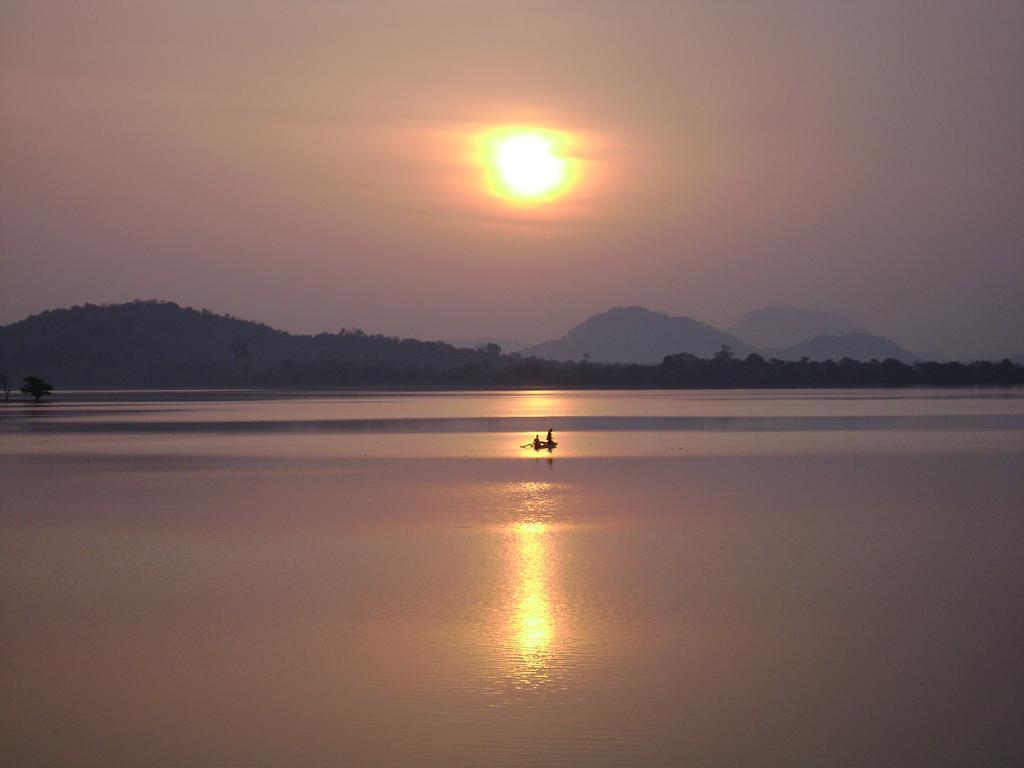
[2,389,1023,766]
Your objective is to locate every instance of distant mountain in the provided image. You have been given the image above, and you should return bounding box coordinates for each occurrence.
[729,306,868,349]
[1,300,1018,390]
[521,306,753,364]
[0,300,500,387]
[769,333,917,363]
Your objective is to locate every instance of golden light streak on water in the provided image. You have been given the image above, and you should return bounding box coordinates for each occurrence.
[493,480,563,689]
[511,390,562,419]
[510,520,555,686]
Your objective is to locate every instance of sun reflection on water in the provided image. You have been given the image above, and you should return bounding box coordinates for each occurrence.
[500,481,562,689]
[513,521,554,680]
[510,391,562,418]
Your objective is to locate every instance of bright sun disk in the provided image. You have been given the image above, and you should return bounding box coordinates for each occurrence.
[477,127,577,204]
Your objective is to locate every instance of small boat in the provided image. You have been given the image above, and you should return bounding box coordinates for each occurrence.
[523,440,558,450]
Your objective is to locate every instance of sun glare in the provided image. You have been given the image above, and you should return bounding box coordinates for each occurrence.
[477,127,578,205]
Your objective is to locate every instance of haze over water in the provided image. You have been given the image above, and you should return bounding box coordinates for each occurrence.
[2,389,1023,766]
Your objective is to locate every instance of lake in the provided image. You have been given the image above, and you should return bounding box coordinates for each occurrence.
[2,389,1023,766]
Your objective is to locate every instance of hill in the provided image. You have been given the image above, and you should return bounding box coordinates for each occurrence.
[728,306,869,349]
[1,300,1013,390]
[521,306,753,364]
[0,301,499,387]
[769,333,918,363]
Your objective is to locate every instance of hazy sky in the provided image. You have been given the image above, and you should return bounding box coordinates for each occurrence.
[2,1,1022,359]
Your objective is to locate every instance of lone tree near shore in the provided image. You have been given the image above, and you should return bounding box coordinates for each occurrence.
[1,371,11,403]
[20,376,53,403]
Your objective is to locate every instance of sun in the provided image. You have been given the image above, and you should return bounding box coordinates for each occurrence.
[476,127,578,205]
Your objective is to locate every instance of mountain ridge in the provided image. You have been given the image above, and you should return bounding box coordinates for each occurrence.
[767,332,917,363]
[0,300,499,387]
[521,305,917,364]
[521,306,755,364]
[0,300,969,388]
[728,305,869,350]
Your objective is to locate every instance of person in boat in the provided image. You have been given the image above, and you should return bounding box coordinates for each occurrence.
[546,429,554,444]
[532,434,542,449]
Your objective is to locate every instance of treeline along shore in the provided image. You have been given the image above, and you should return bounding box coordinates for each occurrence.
[1,301,1022,389]
[114,352,1016,388]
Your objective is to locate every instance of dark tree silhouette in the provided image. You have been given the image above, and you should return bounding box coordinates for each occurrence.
[0,371,10,403]
[20,376,53,403]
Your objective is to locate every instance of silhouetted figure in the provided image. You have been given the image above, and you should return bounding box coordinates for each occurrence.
[546,429,554,444]
[532,434,542,449]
